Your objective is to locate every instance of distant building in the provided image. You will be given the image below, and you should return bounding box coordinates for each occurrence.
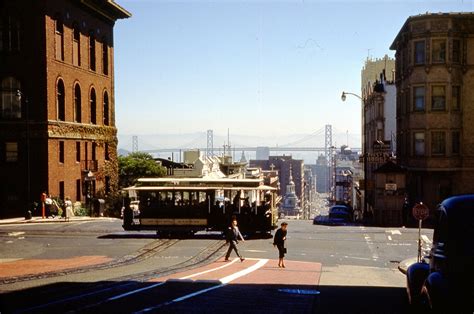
[250,156,305,209]
[363,71,397,220]
[0,0,130,217]
[359,56,396,220]
[256,146,270,160]
[311,154,329,193]
[279,165,302,217]
[390,13,474,211]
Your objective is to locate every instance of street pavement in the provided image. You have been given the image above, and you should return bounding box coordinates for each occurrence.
[0,217,433,313]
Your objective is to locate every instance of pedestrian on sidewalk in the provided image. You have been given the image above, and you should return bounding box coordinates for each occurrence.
[273,222,288,268]
[64,197,74,221]
[225,217,245,262]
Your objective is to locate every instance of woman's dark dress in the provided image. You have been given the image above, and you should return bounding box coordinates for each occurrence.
[273,228,287,258]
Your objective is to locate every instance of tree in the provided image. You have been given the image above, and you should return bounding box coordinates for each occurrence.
[118,152,166,188]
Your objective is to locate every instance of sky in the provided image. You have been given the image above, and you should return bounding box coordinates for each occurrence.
[113,0,474,143]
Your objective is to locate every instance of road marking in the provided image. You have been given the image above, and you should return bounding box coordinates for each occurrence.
[244,249,267,253]
[134,259,269,313]
[421,235,432,244]
[386,243,412,246]
[8,232,25,237]
[180,258,239,279]
[363,234,379,260]
[219,258,268,284]
[387,235,392,241]
[387,230,401,235]
[0,258,22,263]
[108,282,166,301]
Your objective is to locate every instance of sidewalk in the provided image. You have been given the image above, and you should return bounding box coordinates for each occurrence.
[398,257,418,275]
[0,216,118,225]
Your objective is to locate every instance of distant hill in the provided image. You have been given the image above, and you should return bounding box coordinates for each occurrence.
[117,148,131,156]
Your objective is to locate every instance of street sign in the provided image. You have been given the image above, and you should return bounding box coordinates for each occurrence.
[385,183,397,191]
[366,152,391,164]
[373,141,391,153]
[412,203,429,221]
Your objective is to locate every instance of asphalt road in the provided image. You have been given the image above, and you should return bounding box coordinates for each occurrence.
[0,218,433,313]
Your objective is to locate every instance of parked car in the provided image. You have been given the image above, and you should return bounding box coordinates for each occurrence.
[313,206,352,226]
[406,194,474,312]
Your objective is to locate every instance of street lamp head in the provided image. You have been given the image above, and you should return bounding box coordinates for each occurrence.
[341,92,346,102]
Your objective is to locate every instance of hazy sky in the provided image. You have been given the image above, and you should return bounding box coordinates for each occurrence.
[114,0,473,139]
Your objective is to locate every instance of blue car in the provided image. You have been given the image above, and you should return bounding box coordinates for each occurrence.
[406,194,474,312]
[313,205,352,226]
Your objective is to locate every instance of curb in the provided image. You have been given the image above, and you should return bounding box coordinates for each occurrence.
[398,257,418,275]
[0,217,118,225]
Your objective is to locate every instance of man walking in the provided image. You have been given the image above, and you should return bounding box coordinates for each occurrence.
[225,218,245,262]
[273,222,288,268]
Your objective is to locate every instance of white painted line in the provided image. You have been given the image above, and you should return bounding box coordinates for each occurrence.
[387,235,392,241]
[388,230,401,235]
[8,232,25,237]
[244,249,267,253]
[134,259,269,313]
[219,258,268,284]
[421,235,432,244]
[180,258,239,279]
[108,282,166,301]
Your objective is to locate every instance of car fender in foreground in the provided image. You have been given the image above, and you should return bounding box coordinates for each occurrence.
[406,262,429,304]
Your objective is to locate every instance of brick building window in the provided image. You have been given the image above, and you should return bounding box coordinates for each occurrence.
[452,86,460,110]
[413,86,425,111]
[1,77,21,119]
[103,91,109,125]
[57,79,65,121]
[432,39,446,63]
[76,141,80,162]
[0,18,3,52]
[5,142,18,162]
[105,176,111,194]
[59,181,65,201]
[102,39,108,75]
[59,141,64,163]
[55,17,64,61]
[431,86,446,111]
[105,143,110,160]
[414,40,425,64]
[414,132,425,156]
[92,142,97,161]
[76,179,81,202]
[452,131,460,155]
[89,31,96,71]
[0,16,21,52]
[452,39,461,63]
[74,83,82,122]
[90,88,96,124]
[73,24,81,66]
[431,131,446,156]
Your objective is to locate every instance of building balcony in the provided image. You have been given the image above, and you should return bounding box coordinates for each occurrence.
[81,160,98,172]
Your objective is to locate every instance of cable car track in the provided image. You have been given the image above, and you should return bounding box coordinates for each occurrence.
[5,239,227,313]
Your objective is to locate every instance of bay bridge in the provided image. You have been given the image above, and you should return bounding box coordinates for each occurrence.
[132,125,362,161]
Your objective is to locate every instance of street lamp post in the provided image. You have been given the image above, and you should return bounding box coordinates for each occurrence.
[341,91,367,218]
[16,90,31,218]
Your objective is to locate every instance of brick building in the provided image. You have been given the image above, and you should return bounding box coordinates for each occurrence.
[390,13,474,211]
[250,156,305,209]
[0,0,130,217]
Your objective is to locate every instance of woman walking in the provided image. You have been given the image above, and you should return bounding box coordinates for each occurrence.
[225,218,245,262]
[273,222,288,268]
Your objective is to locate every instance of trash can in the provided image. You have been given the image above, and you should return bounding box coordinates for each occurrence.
[93,199,105,217]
